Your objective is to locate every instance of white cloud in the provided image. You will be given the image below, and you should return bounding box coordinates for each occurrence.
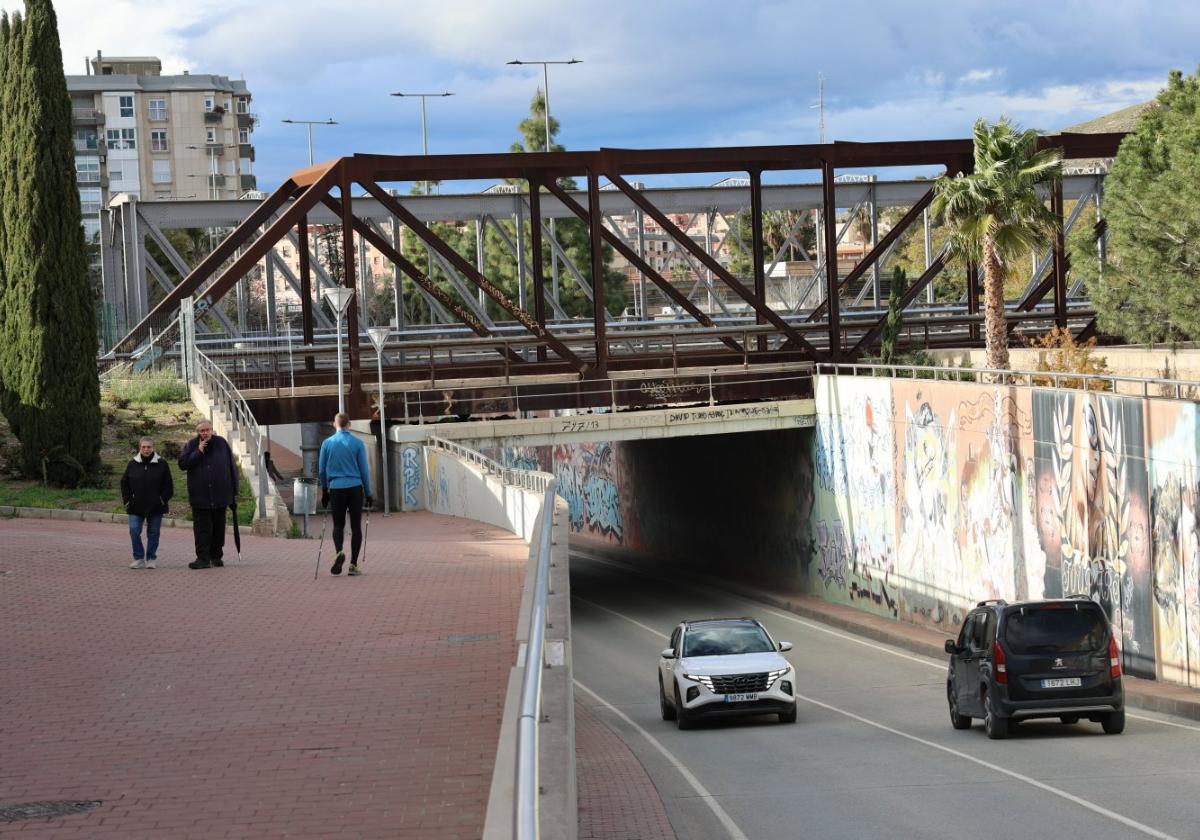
[960,68,998,84]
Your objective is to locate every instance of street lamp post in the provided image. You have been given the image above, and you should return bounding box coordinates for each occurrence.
[366,326,391,516]
[506,59,581,307]
[281,118,338,167]
[322,287,356,415]
[389,92,454,195]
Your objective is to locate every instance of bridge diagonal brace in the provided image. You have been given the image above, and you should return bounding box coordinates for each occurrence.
[366,220,458,325]
[358,179,585,372]
[848,253,947,358]
[483,214,572,321]
[808,187,935,322]
[605,173,817,358]
[267,252,335,331]
[543,180,743,355]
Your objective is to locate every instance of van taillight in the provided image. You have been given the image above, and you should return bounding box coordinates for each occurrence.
[1109,636,1121,678]
[993,640,1007,684]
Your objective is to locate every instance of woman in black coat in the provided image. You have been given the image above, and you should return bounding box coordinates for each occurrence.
[120,437,174,569]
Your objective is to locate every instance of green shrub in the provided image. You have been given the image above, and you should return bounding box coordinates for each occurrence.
[108,370,190,404]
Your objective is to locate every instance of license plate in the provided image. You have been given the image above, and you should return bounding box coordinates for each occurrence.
[723,693,759,702]
[1041,677,1082,688]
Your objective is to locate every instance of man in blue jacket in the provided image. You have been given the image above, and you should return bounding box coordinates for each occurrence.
[178,418,238,570]
[319,412,373,576]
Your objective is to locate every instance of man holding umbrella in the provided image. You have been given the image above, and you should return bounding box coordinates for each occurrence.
[178,418,238,570]
[319,412,372,576]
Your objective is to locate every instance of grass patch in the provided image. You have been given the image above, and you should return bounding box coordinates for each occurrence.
[105,369,191,403]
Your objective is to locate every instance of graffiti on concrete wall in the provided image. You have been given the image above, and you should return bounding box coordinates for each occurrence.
[401,444,422,510]
[553,442,628,543]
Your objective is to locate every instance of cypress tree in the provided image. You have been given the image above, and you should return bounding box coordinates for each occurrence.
[0,0,100,485]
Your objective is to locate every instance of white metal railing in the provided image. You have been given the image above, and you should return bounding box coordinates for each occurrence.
[425,435,556,837]
[817,362,1200,401]
[195,349,272,519]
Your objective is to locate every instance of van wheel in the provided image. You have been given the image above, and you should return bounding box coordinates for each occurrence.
[984,691,1009,740]
[659,675,676,721]
[1101,709,1125,735]
[948,685,972,730]
[675,685,694,730]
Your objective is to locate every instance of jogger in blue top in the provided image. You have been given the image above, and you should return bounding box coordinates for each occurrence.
[318,413,373,576]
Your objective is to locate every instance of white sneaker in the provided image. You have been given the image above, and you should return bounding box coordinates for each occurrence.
[130,558,146,569]
[146,559,157,569]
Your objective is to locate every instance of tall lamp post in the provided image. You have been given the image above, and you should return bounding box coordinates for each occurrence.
[366,326,391,516]
[322,287,355,415]
[281,118,338,167]
[505,59,581,306]
[389,92,454,195]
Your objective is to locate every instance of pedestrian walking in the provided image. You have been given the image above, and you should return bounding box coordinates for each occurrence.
[178,418,238,570]
[120,437,174,569]
[318,412,373,577]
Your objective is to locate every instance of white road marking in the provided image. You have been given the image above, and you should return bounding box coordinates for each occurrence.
[575,552,1200,735]
[575,596,669,640]
[574,679,749,840]
[794,692,1178,840]
[581,597,1179,840]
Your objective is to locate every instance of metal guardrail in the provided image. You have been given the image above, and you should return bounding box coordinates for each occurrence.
[817,362,1200,401]
[424,435,556,838]
[195,349,272,519]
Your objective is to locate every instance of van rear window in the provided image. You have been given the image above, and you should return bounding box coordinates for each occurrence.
[1003,606,1107,654]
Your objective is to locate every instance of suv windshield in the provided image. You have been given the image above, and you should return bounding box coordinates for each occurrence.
[683,624,775,657]
[1003,606,1107,654]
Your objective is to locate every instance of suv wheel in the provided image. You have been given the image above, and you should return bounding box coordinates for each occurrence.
[1059,715,1079,725]
[659,675,676,721]
[948,685,972,730]
[778,705,797,724]
[675,685,694,730]
[983,691,1009,740]
[1101,709,1125,735]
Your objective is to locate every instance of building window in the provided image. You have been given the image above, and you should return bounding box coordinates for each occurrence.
[79,187,102,215]
[150,130,168,152]
[75,156,100,183]
[108,166,122,182]
[206,127,216,143]
[204,96,214,112]
[73,128,98,151]
[152,159,171,184]
[148,98,167,120]
[238,128,250,144]
[236,97,248,114]
[119,95,133,118]
[106,128,136,149]
[281,246,291,258]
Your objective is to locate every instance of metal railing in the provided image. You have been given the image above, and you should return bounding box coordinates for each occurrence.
[195,349,272,518]
[425,436,554,493]
[817,362,1200,401]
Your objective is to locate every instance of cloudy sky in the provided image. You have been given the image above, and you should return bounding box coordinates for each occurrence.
[6,0,1197,191]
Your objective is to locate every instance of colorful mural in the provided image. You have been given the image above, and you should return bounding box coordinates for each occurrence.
[553,442,636,545]
[813,375,1200,688]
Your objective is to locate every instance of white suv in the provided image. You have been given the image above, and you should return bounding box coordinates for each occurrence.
[658,618,797,729]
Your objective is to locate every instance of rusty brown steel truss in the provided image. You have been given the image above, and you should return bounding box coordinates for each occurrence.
[114,132,1125,420]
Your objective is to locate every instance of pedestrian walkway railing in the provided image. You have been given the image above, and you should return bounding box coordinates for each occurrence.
[194,349,273,521]
[425,435,558,839]
[817,362,1200,402]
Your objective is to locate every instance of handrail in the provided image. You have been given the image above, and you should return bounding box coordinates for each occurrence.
[424,434,556,838]
[195,349,272,518]
[817,362,1200,401]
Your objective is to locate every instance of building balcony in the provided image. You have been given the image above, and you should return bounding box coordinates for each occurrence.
[237,111,257,128]
[239,143,255,161]
[205,143,226,155]
[71,107,104,124]
[240,174,257,191]
[76,173,102,186]
[210,174,227,187]
[204,108,226,123]
[73,138,100,152]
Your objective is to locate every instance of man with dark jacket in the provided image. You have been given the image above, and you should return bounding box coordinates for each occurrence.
[178,418,238,570]
[120,437,174,569]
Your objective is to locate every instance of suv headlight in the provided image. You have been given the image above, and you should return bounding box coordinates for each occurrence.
[765,668,789,689]
[683,673,714,691]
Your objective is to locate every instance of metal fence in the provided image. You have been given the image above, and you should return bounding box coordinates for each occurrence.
[194,349,272,519]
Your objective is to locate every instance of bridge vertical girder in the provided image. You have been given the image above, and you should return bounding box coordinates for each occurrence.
[749,168,767,352]
[529,178,549,362]
[1052,177,1068,328]
[821,160,840,360]
[587,168,607,375]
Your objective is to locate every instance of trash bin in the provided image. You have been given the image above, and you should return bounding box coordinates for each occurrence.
[293,478,318,515]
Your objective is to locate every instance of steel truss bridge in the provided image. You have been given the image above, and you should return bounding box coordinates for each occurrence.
[104,133,1124,424]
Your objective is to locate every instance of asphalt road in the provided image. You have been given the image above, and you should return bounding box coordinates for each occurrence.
[570,551,1200,840]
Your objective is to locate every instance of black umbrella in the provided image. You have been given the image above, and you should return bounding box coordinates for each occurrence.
[230,503,242,562]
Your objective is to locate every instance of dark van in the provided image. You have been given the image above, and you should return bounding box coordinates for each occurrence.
[945,598,1124,739]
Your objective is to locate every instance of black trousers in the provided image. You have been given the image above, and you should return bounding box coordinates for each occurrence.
[192,506,227,563]
[330,486,364,563]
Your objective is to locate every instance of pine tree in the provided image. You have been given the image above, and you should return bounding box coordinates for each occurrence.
[0,0,101,485]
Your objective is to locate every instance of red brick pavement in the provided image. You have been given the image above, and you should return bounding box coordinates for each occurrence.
[575,701,675,840]
[0,512,529,839]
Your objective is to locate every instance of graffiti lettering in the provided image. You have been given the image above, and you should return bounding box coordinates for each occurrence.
[401,445,420,508]
[639,381,706,401]
[557,419,601,434]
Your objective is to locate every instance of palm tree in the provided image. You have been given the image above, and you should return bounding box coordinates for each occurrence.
[932,118,1062,371]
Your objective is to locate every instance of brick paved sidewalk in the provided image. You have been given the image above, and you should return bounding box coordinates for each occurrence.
[575,700,675,840]
[0,512,528,839]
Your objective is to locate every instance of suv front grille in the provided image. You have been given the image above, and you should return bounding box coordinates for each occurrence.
[710,673,769,694]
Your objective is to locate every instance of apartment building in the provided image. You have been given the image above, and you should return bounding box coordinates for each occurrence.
[68,53,257,241]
